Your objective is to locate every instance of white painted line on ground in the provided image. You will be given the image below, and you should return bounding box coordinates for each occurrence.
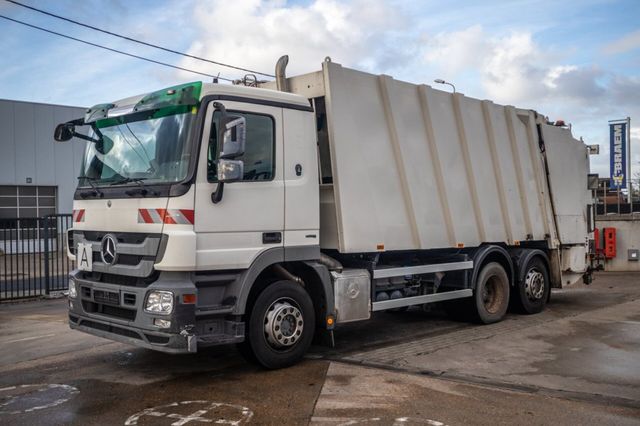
[125,401,253,425]
[3,333,56,344]
[0,384,79,415]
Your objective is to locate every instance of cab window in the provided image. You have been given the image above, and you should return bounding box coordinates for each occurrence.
[208,111,275,182]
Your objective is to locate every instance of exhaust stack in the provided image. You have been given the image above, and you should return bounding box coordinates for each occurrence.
[275,55,289,92]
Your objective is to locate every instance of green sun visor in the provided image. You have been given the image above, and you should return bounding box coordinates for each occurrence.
[84,81,203,125]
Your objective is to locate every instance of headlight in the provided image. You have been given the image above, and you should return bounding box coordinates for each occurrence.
[68,281,77,298]
[145,291,174,315]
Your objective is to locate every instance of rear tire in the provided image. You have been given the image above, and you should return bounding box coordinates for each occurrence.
[511,257,550,314]
[471,262,510,324]
[242,280,315,369]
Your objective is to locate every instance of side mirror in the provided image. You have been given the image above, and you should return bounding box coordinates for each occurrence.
[95,135,114,155]
[217,159,244,182]
[219,116,246,159]
[54,123,74,142]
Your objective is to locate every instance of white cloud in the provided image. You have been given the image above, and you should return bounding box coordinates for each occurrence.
[423,26,609,107]
[424,25,489,74]
[481,31,548,103]
[178,0,407,80]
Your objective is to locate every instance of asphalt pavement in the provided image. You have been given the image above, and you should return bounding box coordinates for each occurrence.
[0,272,639,425]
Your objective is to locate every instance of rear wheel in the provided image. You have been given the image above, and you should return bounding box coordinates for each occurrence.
[240,280,315,369]
[511,257,550,314]
[472,262,510,324]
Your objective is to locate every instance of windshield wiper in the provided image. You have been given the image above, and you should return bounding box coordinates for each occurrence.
[109,177,158,196]
[109,177,148,186]
[78,177,104,198]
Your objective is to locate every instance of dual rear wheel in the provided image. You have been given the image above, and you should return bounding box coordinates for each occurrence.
[511,257,550,314]
[445,257,549,324]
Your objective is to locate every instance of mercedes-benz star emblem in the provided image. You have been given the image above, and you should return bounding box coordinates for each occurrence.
[100,234,118,266]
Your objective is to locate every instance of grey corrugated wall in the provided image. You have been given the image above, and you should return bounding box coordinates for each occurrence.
[0,99,88,214]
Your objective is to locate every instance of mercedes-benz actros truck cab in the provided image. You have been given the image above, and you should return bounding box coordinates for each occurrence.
[56,57,594,369]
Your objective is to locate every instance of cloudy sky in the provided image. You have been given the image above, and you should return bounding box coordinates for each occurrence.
[0,0,638,177]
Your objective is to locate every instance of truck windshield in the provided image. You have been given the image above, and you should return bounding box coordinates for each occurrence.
[79,108,195,187]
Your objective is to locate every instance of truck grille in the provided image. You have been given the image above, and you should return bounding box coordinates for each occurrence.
[93,290,119,305]
[73,231,164,278]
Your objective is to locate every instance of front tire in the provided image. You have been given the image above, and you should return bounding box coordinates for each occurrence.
[472,262,510,324]
[242,280,315,369]
[511,257,549,314]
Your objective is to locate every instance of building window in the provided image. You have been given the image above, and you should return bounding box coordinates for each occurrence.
[0,186,57,220]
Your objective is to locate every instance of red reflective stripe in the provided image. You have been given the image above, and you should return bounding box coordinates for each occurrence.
[75,209,85,222]
[139,209,154,224]
[160,208,177,224]
[139,208,194,225]
[180,209,195,224]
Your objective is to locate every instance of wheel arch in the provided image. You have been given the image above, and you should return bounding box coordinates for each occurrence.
[471,245,514,288]
[232,247,335,329]
[508,248,550,287]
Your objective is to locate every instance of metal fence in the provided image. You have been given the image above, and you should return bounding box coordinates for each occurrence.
[597,203,640,215]
[0,214,73,301]
[595,178,640,217]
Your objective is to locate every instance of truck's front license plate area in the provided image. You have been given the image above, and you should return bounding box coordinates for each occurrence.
[93,290,120,306]
[77,242,93,271]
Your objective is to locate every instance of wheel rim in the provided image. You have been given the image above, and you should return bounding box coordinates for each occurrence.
[263,297,304,350]
[524,268,545,301]
[482,275,504,314]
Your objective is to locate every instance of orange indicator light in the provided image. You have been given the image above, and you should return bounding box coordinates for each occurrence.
[182,294,197,304]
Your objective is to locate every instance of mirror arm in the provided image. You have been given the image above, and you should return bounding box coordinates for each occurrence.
[72,131,101,144]
[211,182,224,204]
[211,101,228,204]
[212,101,227,160]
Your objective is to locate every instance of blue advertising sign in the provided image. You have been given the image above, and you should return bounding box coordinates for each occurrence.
[609,121,628,189]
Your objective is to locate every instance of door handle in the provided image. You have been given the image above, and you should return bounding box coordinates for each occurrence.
[262,232,282,244]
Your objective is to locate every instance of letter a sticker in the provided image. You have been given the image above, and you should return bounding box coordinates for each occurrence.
[80,247,88,268]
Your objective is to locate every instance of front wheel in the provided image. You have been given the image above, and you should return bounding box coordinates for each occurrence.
[472,262,510,324]
[240,280,315,369]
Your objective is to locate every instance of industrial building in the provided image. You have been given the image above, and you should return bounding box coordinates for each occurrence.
[0,99,87,220]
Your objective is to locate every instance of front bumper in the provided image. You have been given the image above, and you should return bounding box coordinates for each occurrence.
[69,313,194,354]
[68,270,244,353]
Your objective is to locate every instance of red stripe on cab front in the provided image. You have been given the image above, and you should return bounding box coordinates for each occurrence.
[73,209,85,223]
[137,209,194,225]
[179,209,195,224]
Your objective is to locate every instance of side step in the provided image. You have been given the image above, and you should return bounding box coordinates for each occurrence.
[371,260,474,311]
[373,260,473,279]
[372,289,472,311]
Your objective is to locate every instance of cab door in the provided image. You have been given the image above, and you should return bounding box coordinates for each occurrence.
[194,100,284,270]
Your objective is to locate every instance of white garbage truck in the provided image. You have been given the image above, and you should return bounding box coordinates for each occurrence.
[55,56,594,368]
